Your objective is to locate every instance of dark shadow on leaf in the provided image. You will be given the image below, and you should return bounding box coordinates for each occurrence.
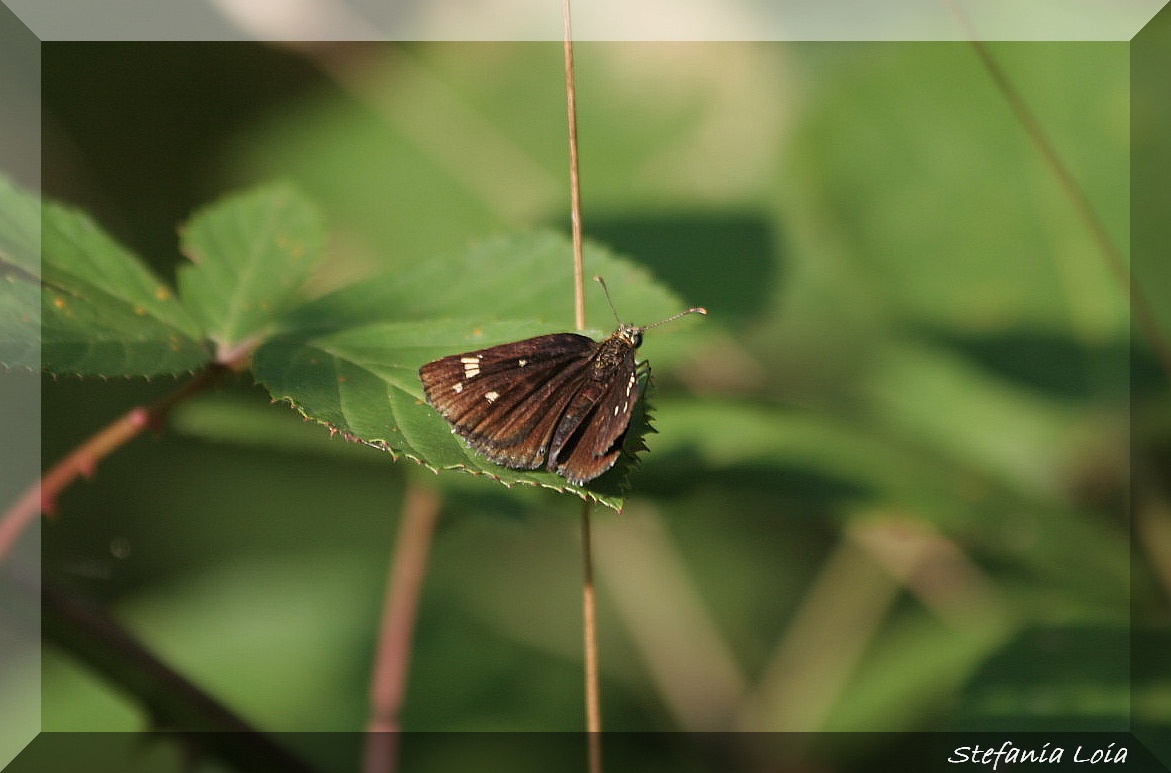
[439,486,538,524]
[951,623,1133,732]
[914,325,1141,401]
[577,210,781,323]
[632,444,873,515]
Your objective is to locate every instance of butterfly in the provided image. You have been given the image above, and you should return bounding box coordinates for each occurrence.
[418,277,705,485]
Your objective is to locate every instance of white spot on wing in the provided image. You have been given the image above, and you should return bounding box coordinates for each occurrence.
[485,391,500,402]
[452,383,463,393]
[460,356,480,378]
[518,359,527,367]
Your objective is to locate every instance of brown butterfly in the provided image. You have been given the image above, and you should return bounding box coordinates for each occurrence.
[419,278,705,485]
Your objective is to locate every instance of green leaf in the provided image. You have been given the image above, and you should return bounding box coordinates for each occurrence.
[36,194,207,376]
[0,174,41,368]
[178,184,324,351]
[254,232,700,510]
[0,172,212,374]
[0,173,39,274]
[951,623,1132,731]
[288,231,696,345]
[645,399,970,516]
[821,608,1013,732]
[119,555,378,730]
[864,340,1084,498]
[169,394,393,463]
[791,44,1128,337]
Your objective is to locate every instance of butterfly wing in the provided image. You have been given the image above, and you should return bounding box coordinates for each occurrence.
[549,344,642,485]
[420,333,597,470]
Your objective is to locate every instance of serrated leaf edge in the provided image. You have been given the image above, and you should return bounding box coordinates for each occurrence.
[265,391,631,513]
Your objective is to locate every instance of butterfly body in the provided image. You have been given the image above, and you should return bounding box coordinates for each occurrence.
[419,325,644,485]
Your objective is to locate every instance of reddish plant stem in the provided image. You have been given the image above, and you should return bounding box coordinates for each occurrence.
[0,363,229,562]
[364,479,442,773]
[581,499,603,773]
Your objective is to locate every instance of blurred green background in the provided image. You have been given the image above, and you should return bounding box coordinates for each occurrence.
[19,34,1169,770]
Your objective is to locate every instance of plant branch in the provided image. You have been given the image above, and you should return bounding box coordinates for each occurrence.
[364,478,443,773]
[41,576,319,773]
[949,3,1171,379]
[0,362,230,562]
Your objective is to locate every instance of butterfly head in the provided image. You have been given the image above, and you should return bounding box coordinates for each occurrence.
[616,323,644,349]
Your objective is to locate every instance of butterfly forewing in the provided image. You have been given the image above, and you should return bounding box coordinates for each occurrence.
[459,356,595,467]
[420,334,589,418]
[420,333,598,470]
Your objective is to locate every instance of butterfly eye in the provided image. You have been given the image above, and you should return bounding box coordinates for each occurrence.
[631,331,643,348]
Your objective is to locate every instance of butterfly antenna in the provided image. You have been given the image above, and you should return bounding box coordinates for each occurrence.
[643,305,707,330]
[592,275,624,324]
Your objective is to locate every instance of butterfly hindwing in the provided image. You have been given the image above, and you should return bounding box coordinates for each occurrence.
[550,346,642,484]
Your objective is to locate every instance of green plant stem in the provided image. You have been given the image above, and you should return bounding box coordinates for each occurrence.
[41,576,319,773]
[564,4,603,768]
[0,363,229,562]
[564,0,586,332]
[364,479,443,773]
[949,3,1171,379]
